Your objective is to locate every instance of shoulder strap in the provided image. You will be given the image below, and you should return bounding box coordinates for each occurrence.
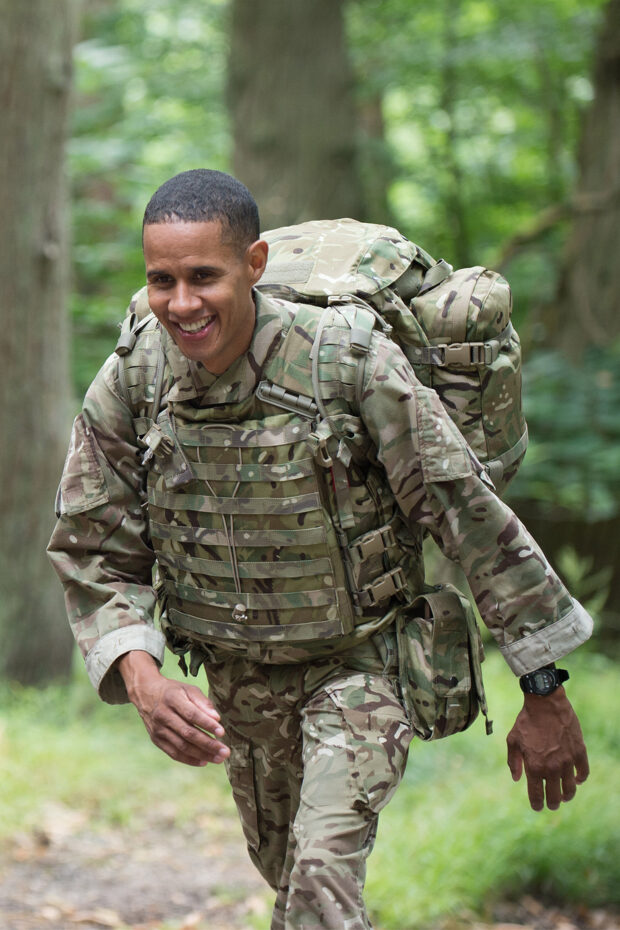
[114,311,167,426]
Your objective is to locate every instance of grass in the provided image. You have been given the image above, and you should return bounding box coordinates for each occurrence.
[1,646,618,930]
[0,651,235,839]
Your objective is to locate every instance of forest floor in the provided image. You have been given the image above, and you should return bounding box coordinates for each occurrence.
[0,798,618,930]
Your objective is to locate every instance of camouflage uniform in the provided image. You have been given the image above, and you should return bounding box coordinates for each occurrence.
[204,630,410,930]
[48,288,592,929]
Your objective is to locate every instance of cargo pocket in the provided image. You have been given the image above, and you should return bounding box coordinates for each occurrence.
[225,738,261,853]
[322,673,412,814]
[57,413,111,516]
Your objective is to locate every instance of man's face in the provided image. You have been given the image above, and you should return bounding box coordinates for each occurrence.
[143,220,268,374]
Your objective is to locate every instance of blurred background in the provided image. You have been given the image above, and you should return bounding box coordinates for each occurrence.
[0,1,618,928]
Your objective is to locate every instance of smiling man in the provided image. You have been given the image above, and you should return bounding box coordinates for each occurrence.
[142,180,267,372]
[49,169,592,930]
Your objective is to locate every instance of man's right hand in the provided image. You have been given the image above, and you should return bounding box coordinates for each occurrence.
[117,650,230,767]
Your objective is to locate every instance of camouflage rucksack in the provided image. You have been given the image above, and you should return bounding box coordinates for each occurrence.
[257,218,527,494]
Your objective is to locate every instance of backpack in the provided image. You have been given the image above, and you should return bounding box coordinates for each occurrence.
[257,218,527,494]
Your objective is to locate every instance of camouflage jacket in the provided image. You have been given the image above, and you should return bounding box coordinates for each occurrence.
[48,289,592,703]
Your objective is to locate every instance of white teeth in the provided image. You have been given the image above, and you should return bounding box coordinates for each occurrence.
[178,315,214,333]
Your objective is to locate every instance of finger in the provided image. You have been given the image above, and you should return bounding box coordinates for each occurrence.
[185,686,221,718]
[158,733,230,767]
[506,741,523,782]
[526,773,544,812]
[154,717,231,762]
[561,768,577,803]
[176,703,227,741]
[143,701,228,762]
[166,713,230,759]
[166,687,226,738]
[544,774,562,811]
[574,747,590,784]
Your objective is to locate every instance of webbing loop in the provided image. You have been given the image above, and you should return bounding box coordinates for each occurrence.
[485,426,529,485]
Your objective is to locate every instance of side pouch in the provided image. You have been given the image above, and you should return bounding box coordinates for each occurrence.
[397,583,492,740]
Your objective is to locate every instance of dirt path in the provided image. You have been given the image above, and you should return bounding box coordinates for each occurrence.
[0,802,618,930]
[0,801,270,930]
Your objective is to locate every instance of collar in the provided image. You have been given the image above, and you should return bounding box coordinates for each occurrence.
[162,289,291,405]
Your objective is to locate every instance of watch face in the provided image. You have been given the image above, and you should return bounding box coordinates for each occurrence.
[532,669,555,692]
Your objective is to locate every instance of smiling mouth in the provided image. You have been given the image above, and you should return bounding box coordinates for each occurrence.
[177,314,215,334]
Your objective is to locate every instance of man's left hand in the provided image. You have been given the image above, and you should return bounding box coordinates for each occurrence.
[506,686,589,811]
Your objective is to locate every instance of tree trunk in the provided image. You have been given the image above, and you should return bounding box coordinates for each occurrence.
[358,93,396,227]
[438,0,471,269]
[553,0,620,353]
[227,0,365,230]
[0,0,77,683]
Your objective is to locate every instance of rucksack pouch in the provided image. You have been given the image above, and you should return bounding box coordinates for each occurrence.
[396,583,492,741]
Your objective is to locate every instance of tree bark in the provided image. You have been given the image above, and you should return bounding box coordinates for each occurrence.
[358,93,396,227]
[553,0,620,353]
[0,0,77,683]
[227,0,365,230]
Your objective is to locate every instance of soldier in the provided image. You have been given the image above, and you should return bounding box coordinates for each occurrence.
[49,169,592,930]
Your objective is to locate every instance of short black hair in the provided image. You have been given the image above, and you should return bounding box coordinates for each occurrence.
[143,169,260,252]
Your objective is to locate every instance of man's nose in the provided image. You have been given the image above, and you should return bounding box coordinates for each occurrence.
[169,282,202,315]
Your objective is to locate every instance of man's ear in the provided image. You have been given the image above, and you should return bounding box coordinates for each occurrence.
[246,239,269,285]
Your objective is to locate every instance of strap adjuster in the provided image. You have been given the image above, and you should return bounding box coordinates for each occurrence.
[437,342,498,367]
[351,524,396,561]
[359,567,406,607]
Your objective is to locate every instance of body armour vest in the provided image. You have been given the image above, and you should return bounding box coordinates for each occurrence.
[127,295,425,664]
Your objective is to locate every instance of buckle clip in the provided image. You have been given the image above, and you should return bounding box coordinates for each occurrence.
[352,524,396,561]
[361,567,406,606]
[140,424,173,465]
[316,437,333,468]
[436,341,498,367]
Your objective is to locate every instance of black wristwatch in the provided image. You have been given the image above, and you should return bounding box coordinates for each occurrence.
[519,665,569,696]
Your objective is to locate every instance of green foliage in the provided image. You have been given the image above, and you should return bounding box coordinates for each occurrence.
[348,0,605,273]
[507,343,620,521]
[554,547,613,625]
[70,0,230,398]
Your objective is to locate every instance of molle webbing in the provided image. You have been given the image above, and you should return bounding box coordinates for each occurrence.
[118,298,424,656]
[147,408,360,647]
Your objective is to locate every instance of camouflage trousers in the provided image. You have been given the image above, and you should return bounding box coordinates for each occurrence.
[203,629,413,930]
